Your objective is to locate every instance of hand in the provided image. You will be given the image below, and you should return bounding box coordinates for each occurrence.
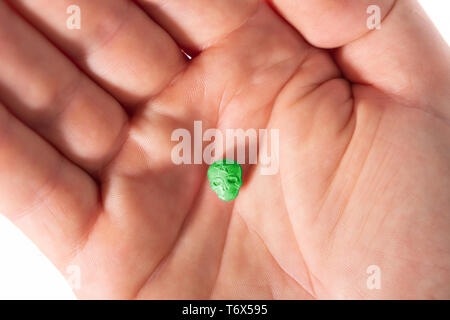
[0,0,448,299]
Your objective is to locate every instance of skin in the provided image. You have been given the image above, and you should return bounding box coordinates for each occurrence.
[0,0,448,299]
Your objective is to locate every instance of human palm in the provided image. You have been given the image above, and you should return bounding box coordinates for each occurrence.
[0,0,449,299]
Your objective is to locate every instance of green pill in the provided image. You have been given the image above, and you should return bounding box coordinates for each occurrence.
[207,159,243,201]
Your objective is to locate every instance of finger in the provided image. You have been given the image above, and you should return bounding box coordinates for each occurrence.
[270,0,450,120]
[269,0,395,48]
[0,103,99,268]
[136,0,260,53]
[9,0,187,109]
[0,1,127,174]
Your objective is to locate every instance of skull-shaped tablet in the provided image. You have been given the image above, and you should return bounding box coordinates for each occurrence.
[207,159,243,201]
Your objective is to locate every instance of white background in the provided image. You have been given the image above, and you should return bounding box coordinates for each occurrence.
[0,0,449,299]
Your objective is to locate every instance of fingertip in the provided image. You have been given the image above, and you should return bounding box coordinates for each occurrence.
[269,0,395,48]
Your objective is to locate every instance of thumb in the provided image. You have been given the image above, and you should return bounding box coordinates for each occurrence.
[269,0,450,121]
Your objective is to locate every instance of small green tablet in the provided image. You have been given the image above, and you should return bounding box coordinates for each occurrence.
[207,159,243,201]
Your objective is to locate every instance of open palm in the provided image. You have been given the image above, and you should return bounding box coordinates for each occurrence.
[0,0,449,299]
